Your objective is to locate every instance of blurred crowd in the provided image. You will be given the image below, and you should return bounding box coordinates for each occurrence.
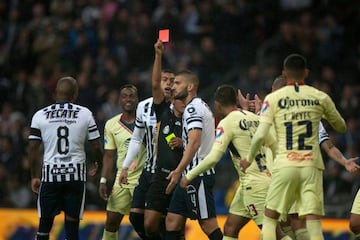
[0,0,360,218]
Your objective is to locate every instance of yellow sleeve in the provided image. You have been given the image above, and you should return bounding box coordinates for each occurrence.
[104,120,115,150]
[247,122,272,163]
[323,95,346,133]
[186,118,232,181]
[186,149,224,181]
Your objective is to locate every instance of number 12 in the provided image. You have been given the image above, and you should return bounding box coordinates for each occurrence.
[284,120,312,150]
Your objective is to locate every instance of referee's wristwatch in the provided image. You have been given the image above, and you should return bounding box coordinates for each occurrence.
[100,177,107,184]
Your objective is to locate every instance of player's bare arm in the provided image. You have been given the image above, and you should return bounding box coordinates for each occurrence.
[152,39,164,104]
[28,140,42,194]
[166,129,201,194]
[321,139,360,173]
[99,149,115,200]
[89,138,103,177]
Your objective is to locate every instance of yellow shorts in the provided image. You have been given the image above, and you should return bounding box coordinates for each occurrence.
[266,166,324,219]
[351,189,360,214]
[106,184,135,215]
[229,183,268,226]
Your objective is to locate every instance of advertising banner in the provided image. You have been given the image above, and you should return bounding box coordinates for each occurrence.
[0,209,355,240]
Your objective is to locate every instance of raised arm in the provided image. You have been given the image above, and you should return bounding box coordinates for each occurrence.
[152,39,164,104]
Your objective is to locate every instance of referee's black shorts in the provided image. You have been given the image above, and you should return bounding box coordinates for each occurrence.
[131,170,153,209]
[145,172,172,214]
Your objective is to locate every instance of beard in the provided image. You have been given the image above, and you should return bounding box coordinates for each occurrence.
[173,88,188,101]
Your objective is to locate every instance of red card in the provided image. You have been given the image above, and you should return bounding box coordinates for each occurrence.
[159,29,170,42]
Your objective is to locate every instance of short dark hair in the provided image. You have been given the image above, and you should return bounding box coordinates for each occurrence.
[283,54,307,79]
[214,84,237,106]
[119,84,138,95]
[176,70,199,87]
[283,54,307,70]
[162,69,174,74]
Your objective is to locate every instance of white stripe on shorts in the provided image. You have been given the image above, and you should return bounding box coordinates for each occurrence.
[198,180,208,219]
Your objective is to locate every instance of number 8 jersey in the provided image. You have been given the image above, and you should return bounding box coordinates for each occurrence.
[28,102,100,182]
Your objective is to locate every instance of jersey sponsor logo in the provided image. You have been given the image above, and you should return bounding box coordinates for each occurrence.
[187,107,196,114]
[239,119,259,131]
[48,119,77,125]
[286,152,313,161]
[45,109,80,119]
[51,165,76,175]
[215,127,224,138]
[54,156,72,163]
[261,101,270,114]
[278,97,320,109]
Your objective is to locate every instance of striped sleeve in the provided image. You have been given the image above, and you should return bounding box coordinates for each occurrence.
[28,111,42,141]
[318,121,330,145]
[185,106,203,131]
[88,112,100,140]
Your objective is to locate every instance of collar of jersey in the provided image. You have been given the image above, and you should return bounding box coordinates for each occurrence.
[287,80,305,86]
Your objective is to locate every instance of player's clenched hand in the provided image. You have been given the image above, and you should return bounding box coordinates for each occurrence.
[169,137,183,149]
[154,39,164,56]
[240,158,251,173]
[99,183,108,200]
[119,168,129,186]
[180,176,189,189]
[166,170,181,194]
[31,178,41,194]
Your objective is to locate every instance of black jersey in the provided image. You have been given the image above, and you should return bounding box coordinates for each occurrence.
[154,101,183,177]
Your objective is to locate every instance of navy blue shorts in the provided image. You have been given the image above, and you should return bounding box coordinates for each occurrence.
[38,181,85,219]
[131,170,153,209]
[168,174,217,220]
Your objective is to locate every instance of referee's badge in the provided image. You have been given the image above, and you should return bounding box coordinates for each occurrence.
[163,125,170,134]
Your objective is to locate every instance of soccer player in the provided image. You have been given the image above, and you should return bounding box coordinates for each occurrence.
[180,84,291,240]
[99,84,146,240]
[239,75,359,240]
[119,43,175,239]
[165,70,223,240]
[350,183,360,238]
[270,76,360,240]
[142,39,185,239]
[28,76,103,240]
[240,54,347,240]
